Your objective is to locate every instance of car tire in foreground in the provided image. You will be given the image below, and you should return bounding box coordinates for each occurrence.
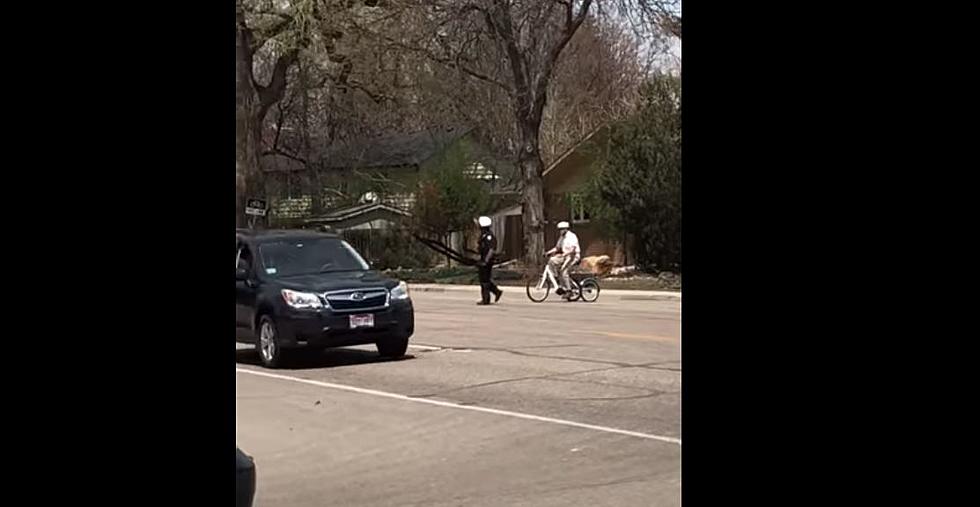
[377,334,409,358]
[236,447,256,507]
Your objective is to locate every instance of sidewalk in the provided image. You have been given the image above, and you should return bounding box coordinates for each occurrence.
[408,283,681,300]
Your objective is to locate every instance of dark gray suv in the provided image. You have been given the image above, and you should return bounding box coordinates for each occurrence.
[236,229,415,368]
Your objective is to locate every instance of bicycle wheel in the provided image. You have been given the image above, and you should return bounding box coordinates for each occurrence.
[526,277,550,302]
[565,280,582,301]
[578,278,600,302]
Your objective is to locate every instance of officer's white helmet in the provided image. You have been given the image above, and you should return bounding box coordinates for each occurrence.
[557,221,570,229]
[478,216,492,227]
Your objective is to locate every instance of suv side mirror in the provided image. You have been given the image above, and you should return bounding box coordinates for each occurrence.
[236,267,249,281]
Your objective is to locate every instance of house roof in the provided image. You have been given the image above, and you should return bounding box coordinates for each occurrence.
[542,125,609,178]
[263,126,473,172]
[236,229,339,242]
[303,202,411,224]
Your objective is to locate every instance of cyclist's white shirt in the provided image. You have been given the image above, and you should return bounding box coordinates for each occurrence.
[557,231,580,257]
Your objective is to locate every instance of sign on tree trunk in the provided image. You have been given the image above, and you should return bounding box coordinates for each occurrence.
[245,198,267,217]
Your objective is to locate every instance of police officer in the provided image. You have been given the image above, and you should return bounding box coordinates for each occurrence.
[477,216,503,305]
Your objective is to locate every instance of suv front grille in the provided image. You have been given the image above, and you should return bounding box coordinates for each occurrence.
[323,288,389,312]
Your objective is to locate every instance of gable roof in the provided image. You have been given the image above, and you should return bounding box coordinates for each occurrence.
[542,125,609,178]
[236,229,339,242]
[304,202,410,224]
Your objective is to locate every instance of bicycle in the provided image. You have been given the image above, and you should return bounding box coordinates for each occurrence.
[525,256,601,303]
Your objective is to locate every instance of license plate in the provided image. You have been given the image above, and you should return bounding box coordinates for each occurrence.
[349,314,374,329]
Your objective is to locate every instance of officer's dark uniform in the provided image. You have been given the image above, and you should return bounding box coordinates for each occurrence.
[477,227,503,304]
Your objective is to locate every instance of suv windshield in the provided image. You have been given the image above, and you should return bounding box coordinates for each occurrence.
[258,238,370,277]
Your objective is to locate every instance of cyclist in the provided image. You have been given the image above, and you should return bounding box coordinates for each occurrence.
[544,221,580,300]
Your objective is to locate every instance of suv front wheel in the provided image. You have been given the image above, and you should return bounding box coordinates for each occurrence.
[376,334,409,358]
[256,315,286,368]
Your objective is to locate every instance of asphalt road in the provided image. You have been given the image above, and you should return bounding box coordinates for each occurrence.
[236,286,681,506]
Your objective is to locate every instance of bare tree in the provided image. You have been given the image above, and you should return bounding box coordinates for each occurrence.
[237,2,300,225]
[236,0,355,226]
[355,0,677,265]
[251,0,664,245]
[540,18,646,163]
[617,0,681,39]
[381,0,596,266]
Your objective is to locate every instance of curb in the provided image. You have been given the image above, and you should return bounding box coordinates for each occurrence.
[408,283,680,300]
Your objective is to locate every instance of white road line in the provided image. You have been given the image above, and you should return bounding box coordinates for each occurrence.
[406,344,443,351]
[236,367,681,446]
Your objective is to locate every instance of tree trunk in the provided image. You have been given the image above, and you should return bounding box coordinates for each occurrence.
[299,61,322,216]
[444,233,452,267]
[235,106,264,228]
[519,121,547,269]
[236,4,297,228]
[236,9,262,228]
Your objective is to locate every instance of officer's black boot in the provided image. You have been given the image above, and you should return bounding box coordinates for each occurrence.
[477,283,491,305]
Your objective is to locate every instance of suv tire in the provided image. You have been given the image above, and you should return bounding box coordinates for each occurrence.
[377,334,409,358]
[256,315,286,368]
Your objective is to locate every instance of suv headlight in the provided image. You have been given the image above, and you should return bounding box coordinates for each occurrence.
[390,281,410,300]
[281,289,324,309]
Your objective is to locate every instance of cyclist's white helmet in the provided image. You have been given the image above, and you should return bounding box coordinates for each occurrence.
[557,221,570,229]
[478,216,492,227]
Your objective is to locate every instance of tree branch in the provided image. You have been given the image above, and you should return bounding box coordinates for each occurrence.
[382,37,514,94]
[620,0,682,39]
[241,6,295,55]
[490,0,531,111]
[536,0,593,102]
[553,0,594,67]
[659,12,681,38]
[307,62,394,105]
[255,49,299,123]
[236,6,256,76]
[271,103,286,153]
[262,147,308,166]
[339,77,394,104]
[254,15,294,46]
[456,63,513,93]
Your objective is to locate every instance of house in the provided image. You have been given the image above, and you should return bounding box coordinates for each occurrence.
[261,126,518,231]
[303,197,411,231]
[262,127,514,221]
[491,125,627,264]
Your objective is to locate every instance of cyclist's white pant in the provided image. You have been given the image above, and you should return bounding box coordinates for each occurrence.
[549,254,580,290]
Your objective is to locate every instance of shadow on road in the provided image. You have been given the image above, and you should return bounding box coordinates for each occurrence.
[235,347,415,370]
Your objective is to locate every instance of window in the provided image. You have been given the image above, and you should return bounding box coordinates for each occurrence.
[570,194,591,224]
[464,162,499,182]
[258,238,370,277]
[236,245,254,272]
